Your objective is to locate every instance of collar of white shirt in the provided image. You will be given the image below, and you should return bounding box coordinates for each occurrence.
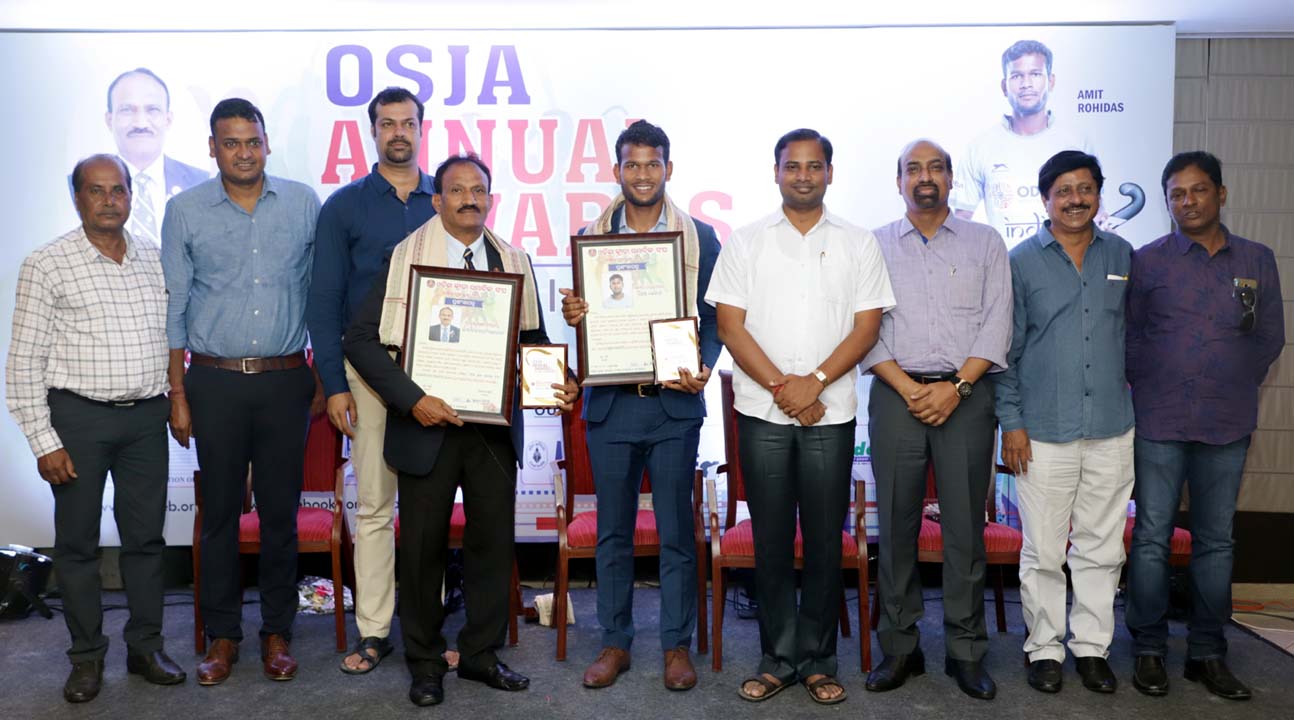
[447,232,487,269]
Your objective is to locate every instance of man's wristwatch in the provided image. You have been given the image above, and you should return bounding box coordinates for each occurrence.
[813,369,828,387]
[950,376,973,398]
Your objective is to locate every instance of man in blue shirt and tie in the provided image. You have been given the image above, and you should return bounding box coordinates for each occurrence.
[162,98,322,687]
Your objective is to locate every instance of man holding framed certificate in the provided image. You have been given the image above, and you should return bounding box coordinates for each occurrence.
[707,129,894,705]
[559,120,722,692]
[343,153,578,708]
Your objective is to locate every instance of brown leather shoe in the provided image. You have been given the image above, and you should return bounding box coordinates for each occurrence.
[583,647,631,688]
[663,647,697,691]
[196,639,239,686]
[261,634,298,681]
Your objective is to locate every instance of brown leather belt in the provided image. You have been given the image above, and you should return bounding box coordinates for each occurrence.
[189,351,307,374]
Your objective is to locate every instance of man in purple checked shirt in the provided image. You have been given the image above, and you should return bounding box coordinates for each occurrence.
[1125,151,1285,701]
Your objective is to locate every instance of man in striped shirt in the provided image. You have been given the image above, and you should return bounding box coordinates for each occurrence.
[6,154,186,703]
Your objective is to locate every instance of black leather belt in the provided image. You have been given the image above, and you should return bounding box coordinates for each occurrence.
[906,372,956,384]
[619,383,660,397]
[190,351,307,374]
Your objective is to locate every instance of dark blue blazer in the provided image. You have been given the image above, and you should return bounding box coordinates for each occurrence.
[66,154,208,202]
[581,207,723,423]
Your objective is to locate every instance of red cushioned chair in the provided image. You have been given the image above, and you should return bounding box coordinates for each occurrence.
[549,392,708,661]
[393,505,523,646]
[1123,516,1192,567]
[906,461,1022,634]
[708,370,872,672]
[193,413,352,653]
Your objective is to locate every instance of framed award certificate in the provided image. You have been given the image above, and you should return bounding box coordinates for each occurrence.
[401,265,524,426]
[519,344,568,409]
[649,317,701,384]
[570,232,687,386]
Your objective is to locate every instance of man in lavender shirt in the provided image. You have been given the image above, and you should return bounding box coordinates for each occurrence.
[1125,151,1285,701]
[863,139,1012,701]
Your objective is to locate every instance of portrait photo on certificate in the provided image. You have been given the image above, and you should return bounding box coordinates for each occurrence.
[519,344,568,408]
[401,265,524,425]
[649,317,701,383]
[571,232,686,386]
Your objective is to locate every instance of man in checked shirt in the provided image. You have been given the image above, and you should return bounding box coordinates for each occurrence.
[6,155,187,703]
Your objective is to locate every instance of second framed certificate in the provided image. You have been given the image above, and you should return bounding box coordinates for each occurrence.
[401,265,524,426]
[571,232,687,386]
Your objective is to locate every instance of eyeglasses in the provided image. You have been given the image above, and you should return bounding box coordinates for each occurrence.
[1237,286,1256,333]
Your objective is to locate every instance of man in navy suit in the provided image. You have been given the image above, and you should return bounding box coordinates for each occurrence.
[428,307,461,343]
[559,120,723,692]
[103,68,208,245]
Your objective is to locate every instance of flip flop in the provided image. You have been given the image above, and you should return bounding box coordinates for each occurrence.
[738,673,790,702]
[804,675,848,705]
[339,636,393,675]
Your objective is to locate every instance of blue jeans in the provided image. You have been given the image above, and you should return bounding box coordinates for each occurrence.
[1125,435,1250,660]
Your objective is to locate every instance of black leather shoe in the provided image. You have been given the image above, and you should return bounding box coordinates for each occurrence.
[1027,659,1063,693]
[865,649,925,691]
[1075,656,1117,693]
[408,674,445,706]
[945,658,996,700]
[1184,658,1251,701]
[458,661,530,691]
[127,650,187,685]
[64,659,104,703]
[1132,655,1169,696]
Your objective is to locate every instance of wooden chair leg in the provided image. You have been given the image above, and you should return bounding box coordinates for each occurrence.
[711,565,725,672]
[838,584,852,637]
[695,541,708,654]
[993,564,1008,633]
[509,559,521,647]
[332,540,346,652]
[554,552,569,661]
[858,557,872,672]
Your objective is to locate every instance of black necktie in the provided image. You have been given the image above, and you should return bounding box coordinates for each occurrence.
[463,247,476,271]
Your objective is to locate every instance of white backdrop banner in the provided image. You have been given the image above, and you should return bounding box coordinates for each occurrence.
[0,24,1175,546]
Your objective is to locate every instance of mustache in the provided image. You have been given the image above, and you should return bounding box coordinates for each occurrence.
[457,205,480,213]
[1064,204,1092,211]
[127,128,155,137]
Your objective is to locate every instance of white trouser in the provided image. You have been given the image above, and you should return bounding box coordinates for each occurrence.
[346,358,399,640]
[1018,427,1134,662]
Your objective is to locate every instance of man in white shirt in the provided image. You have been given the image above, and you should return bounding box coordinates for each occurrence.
[8,155,186,703]
[952,40,1097,245]
[706,129,894,705]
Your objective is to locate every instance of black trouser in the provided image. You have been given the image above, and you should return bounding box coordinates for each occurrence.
[399,424,516,678]
[868,378,996,661]
[47,390,169,663]
[737,413,855,682]
[186,363,314,642]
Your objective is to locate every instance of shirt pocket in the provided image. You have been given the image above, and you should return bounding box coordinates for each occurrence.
[949,265,985,314]
[1104,278,1127,314]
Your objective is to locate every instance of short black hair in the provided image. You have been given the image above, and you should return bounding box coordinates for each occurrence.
[71,154,132,193]
[106,67,170,113]
[1038,150,1104,199]
[896,139,953,177]
[368,86,425,125]
[609,273,623,283]
[1161,150,1224,195]
[615,120,670,164]
[433,153,493,194]
[209,98,266,137]
[775,128,833,165]
[1002,40,1054,76]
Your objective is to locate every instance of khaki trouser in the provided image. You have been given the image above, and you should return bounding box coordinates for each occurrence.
[346,358,399,640]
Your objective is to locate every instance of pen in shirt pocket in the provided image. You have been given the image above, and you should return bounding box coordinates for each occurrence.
[1106,274,1128,281]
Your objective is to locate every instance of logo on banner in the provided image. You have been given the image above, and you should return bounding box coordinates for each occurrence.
[525,440,549,470]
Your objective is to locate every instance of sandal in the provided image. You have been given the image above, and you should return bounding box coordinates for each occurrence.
[738,673,790,702]
[339,636,393,675]
[803,675,848,705]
